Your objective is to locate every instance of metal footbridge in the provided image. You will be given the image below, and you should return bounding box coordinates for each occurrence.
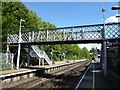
[7,23,120,75]
[8,23,120,45]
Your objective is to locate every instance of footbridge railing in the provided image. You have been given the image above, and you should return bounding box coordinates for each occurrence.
[8,23,120,44]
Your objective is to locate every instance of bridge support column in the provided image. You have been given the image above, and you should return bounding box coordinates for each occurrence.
[16,43,21,69]
[102,41,107,77]
[102,9,107,77]
[100,44,103,70]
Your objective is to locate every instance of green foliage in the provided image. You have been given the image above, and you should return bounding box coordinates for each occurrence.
[89,47,97,55]
[2,2,56,52]
[0,67,11,71]
[81,47,90,59]
[39,44,90,61]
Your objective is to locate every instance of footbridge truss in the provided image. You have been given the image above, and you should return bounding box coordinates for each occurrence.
[8,23,120,45]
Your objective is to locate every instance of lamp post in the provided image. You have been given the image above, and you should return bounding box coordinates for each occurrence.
[16,19,25,69]
[102,8,105,37]
[102,8,107,77]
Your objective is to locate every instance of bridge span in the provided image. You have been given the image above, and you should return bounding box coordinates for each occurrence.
[8,23,120,45]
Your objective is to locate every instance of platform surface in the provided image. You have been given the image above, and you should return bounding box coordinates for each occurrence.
[0,59,85,76]
[78,62,112,89]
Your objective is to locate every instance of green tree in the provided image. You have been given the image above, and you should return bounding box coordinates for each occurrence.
[81,47,89,59]
[2,2,56,52]
[89,47,97,55]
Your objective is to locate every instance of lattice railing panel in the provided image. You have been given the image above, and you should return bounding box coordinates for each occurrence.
[8,34,19,43]
[105,24,119,39]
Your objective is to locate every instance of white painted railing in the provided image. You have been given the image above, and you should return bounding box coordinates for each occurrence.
[31,45,52,65]
[25,45,52,65]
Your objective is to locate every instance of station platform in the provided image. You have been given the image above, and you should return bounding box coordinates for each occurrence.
[0,60,85,76]
[76,61,112,89]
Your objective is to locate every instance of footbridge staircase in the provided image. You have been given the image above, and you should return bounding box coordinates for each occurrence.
[24,45,52,65]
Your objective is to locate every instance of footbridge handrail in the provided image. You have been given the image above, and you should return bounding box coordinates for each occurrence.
[7,23,120,44]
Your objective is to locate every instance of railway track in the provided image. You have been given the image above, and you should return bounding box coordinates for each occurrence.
[33,61,90,89]
[2,60,90,90]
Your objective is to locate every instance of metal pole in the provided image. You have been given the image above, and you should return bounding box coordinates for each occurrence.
[27,45,30,67]
[63,29,65,40]
[16,19,25,69]
[29,32,31,42]
[71,29,73,40]
[32,31,34,42]
[102,8,107,77]
[100,44,103,69]
[52,47,53,63]
[6,35,10,65]
[16,19,22,69]
[6,44,9,64]
[46,30,48,41]
[39,58,40,67]
[103,41,107,77]
[11,53,14,69]
[81,28,84,40]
